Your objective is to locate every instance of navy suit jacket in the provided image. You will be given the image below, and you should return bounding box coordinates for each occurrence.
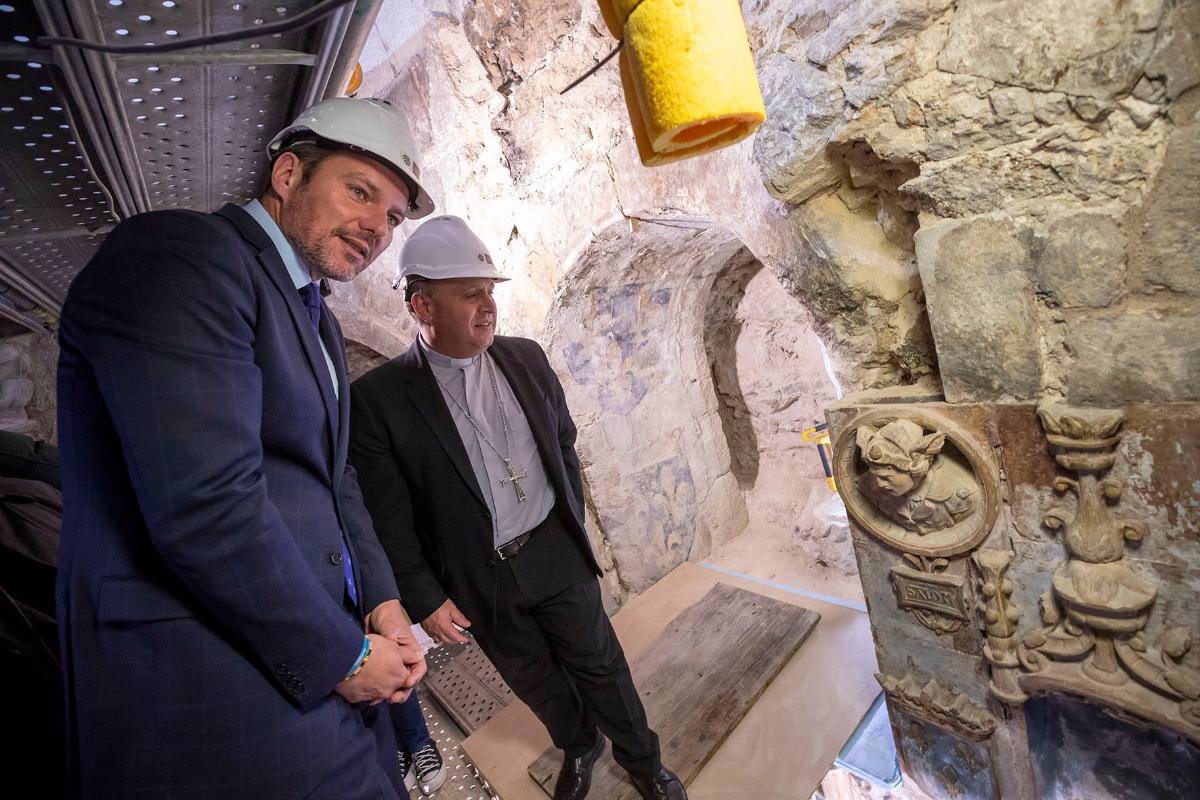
[349,336,601,634]
[56,204,402,798]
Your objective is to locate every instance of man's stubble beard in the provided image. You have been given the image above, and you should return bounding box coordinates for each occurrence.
[281,190,366,283]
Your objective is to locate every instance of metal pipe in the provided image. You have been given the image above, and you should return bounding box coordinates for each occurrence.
[114,49,320,68]
[324,0,383,100]
[34,0,149,218]
[0,301,52,334]
[0,254,66,309]
[298,3,353,110]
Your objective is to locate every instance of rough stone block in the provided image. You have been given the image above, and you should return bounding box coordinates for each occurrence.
[1034,211,1126,308]
[937,0,1158,100]
[1130,90,1200,295]
[1145,0,1200,100]
[915,216,1041,402]
[1064,311,1200,404]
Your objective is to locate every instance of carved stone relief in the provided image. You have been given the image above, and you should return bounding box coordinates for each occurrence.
[833,408,999,558]
[974,403,1200,744]
[877,670,997,742]
[971,548,1023,704]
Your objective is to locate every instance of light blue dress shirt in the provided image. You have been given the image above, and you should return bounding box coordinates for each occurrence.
[243,199,339,399]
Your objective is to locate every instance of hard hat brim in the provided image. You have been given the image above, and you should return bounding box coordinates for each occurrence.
[403,265,511,282]
[268,131,435,219]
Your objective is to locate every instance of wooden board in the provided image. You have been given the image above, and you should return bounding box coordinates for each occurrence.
[527,582,820,799]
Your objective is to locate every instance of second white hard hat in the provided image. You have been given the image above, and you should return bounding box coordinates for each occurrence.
[399,215,509,282]
[268,97,435,219]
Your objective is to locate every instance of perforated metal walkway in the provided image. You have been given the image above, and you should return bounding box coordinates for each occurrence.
[415,639,512,800]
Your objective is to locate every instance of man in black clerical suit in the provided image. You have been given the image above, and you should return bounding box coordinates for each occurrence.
[349,216,686,800]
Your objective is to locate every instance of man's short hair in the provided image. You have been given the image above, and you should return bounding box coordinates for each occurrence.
[258,137,337,195]
[404,276,436,304]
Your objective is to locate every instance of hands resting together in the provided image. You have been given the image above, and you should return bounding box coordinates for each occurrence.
[335,599,428,705]
[334,596,473,705]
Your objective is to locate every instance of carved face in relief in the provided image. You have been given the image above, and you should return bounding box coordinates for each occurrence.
[833,408,998,558]
[855,419,977,535]
[857,420,944,496]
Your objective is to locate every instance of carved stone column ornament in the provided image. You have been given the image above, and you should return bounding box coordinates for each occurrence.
[972,548,1023,703]
[997,403,1200,743]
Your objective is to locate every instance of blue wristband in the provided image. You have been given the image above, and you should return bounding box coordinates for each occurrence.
[345,635,371,679]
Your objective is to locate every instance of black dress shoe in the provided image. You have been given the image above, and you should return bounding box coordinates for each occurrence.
[628,766,687,800]
[553,730,606,800]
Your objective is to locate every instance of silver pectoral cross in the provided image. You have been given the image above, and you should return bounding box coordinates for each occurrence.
[500,459,529,503]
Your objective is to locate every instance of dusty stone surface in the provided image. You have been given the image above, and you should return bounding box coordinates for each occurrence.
[749,0,1198,404]
[0,331,57,442]
[1064,311,1200,405]
[541,222,753,596]
[914,215,1040,402]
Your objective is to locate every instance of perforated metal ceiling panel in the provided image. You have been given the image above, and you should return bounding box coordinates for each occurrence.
[0,1,108,328]
[0,0,376,332]
[98,0,321,211]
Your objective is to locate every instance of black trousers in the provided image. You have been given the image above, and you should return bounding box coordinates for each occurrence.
[473,514,661,777]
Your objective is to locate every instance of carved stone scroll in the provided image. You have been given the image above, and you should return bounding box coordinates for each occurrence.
[876,671,996,742]
[833,408,999,558]
[891,554,970,635]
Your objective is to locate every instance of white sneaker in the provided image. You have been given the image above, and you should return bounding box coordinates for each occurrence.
[412,742,447,796]
[397,749,417,793]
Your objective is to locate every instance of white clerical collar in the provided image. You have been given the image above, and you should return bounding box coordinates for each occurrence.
[419,334,481,370]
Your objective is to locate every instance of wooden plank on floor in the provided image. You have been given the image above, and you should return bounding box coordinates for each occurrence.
[527,582,820,799]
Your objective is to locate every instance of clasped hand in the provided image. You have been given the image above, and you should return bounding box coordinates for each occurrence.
[335,600,427,705]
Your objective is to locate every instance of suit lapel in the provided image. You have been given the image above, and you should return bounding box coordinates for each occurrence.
[400,343,490,509]
[215,204,340,477]
[490,340,564,497]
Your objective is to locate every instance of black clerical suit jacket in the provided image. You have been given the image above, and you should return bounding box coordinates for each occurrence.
[349,336,602,632]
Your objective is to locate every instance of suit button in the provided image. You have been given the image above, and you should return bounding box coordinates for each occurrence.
[330,551,344,566]
[291,683,304,695]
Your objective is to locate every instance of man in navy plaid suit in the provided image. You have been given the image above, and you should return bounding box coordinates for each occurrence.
[56,98,434,799]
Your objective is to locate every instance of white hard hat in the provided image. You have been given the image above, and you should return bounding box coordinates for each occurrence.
[399,215,509,283]
[268,97,435,219]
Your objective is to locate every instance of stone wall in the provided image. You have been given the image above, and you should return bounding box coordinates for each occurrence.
[754,0,1199,405]
[0,330,58,443]
[542,221,751,598]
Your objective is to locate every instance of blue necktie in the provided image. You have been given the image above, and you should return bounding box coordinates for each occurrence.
[298,282,358,607]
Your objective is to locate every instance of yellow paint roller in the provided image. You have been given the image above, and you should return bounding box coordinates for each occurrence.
[600,0,766,166]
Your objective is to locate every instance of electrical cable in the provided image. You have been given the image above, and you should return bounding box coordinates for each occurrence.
[37,0,353,55]
[559,41,622,96]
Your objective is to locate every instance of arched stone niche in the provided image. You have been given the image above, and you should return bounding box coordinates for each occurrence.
[543,217,844,595]
[542,220,750,594]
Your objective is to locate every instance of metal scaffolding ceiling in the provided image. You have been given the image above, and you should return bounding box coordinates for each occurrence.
[0,0,378,335]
